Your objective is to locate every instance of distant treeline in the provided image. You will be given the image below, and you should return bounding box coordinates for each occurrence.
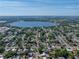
[0,16,79,23]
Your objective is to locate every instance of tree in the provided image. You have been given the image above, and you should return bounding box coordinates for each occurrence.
[54,49,69,58]
[54,49,61,58]
[0,46,5,53]
[4,51,17,58]
[61,49,69,59]
[77,50,79,56]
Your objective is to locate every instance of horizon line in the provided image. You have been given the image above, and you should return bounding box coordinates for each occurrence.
[0,15,78,17]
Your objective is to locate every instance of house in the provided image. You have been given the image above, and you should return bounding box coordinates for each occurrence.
[58,57,65,59]
[28,52,34,59]
[40,52,49,59]
[0,55,4,59]
[28,57,33,59]
[41,52,47,59]
[66,48,73,52]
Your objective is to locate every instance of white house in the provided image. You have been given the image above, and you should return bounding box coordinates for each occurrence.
[58,57,65,59]
[40,52,47,59]
[0,55,4,59]
[28,57,33,59]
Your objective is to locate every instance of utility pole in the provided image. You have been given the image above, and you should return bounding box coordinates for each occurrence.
[35,31,40,59]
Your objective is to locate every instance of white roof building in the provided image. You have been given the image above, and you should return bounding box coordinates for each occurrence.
[28,57,33,59]
[66,48,73,52]
[58,57,65,59]
[0,55,4,59]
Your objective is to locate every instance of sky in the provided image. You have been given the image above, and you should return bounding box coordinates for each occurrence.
[0,0,79,16]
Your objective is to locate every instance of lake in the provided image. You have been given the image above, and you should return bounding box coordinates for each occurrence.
[10,21,57,27]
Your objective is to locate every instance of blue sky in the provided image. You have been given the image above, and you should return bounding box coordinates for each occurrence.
[0,0,79,16]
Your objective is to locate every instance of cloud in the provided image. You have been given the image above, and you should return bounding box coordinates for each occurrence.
[0,0,78,16]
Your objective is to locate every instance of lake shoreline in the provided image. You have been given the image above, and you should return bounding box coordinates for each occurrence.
[10,21,58,28]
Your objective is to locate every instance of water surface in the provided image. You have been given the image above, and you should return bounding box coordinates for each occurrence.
[10,21,57,27]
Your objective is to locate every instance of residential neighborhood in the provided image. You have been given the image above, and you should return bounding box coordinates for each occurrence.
[0,17,79,59]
